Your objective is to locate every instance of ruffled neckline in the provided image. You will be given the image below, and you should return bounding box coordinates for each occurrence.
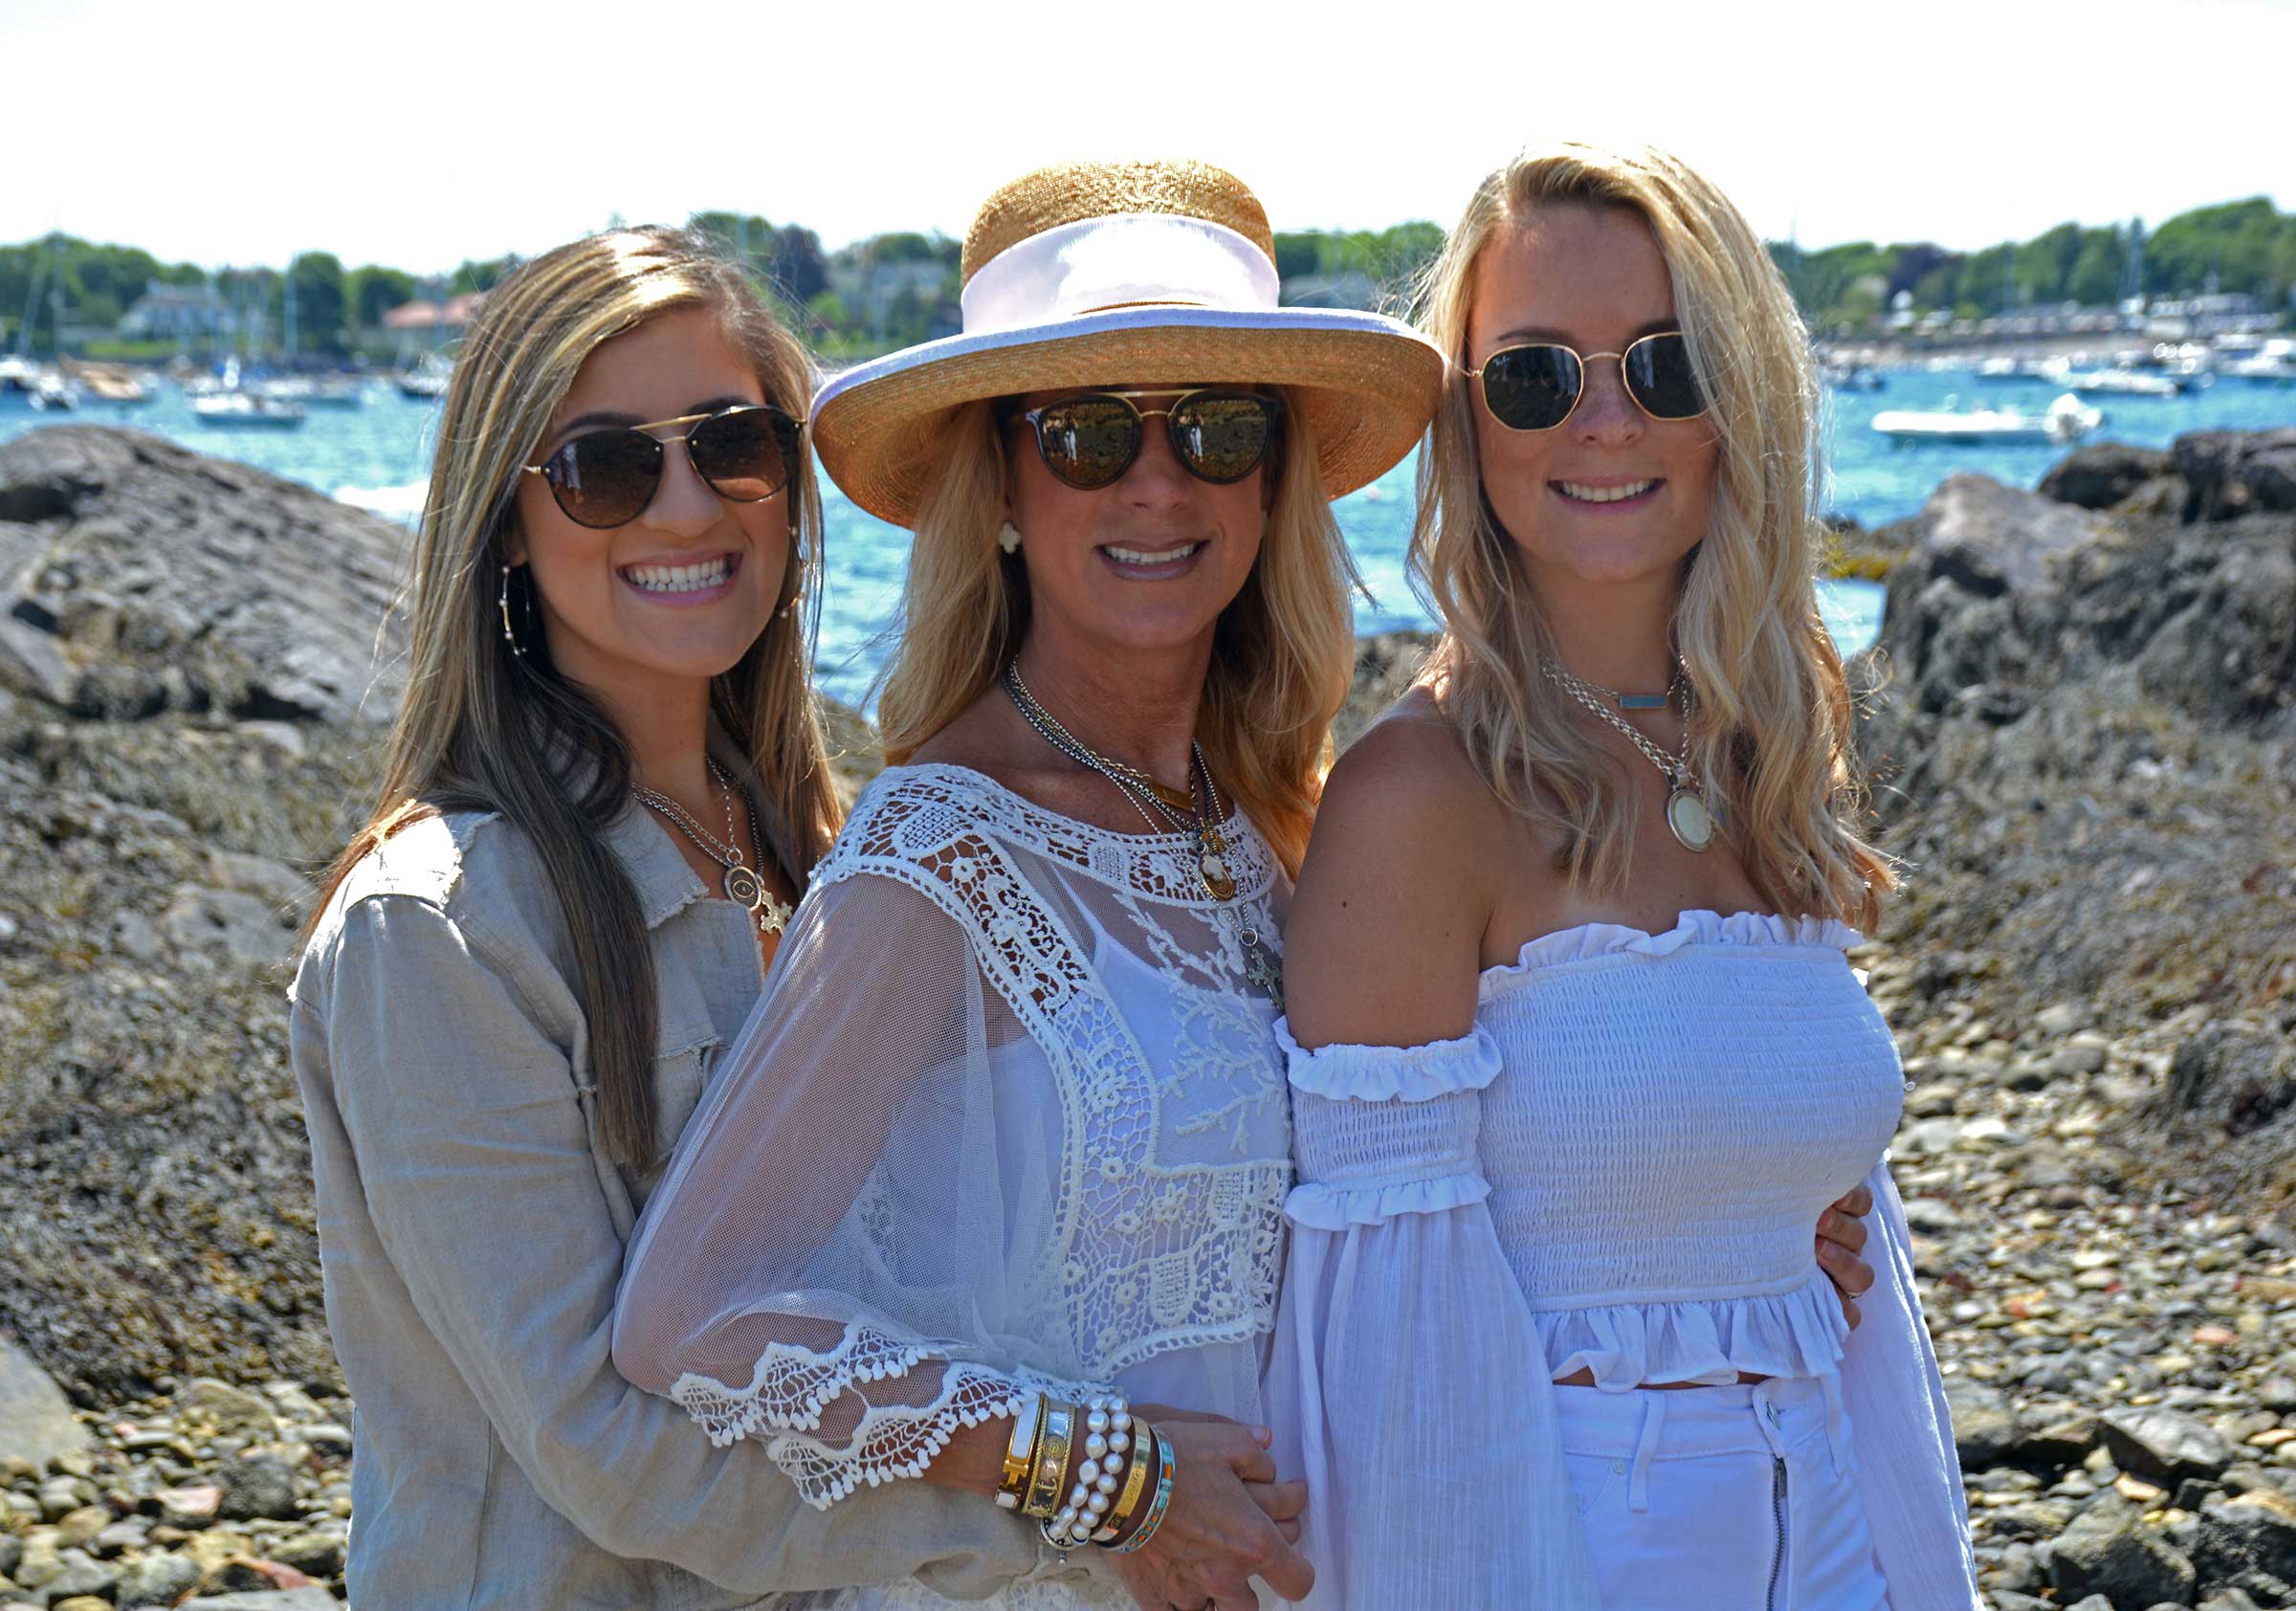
[1479,910,1864,1003]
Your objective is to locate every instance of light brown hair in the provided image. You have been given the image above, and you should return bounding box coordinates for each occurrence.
[310,225,836,1170]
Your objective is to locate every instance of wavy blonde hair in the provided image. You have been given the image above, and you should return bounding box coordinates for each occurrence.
[1412,140,1891,927]
[310,225,837,1171]
[875,394,1353,875]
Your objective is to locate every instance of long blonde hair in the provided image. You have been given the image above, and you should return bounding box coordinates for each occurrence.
[1413,140,1891,926]
[311,226,837,1171]
[875,394,1353,875]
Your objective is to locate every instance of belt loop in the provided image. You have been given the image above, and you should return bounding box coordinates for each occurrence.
[1820,1373,1851,1479]
[1627,1391,1667,1512]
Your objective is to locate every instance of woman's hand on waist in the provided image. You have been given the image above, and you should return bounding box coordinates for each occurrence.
[1816,1181,1877,1329]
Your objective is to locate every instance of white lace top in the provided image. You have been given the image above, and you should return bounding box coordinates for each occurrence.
[1264,912,1982,1610]
[613,764,1292,1608]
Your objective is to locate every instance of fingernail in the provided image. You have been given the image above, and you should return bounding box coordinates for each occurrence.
[1252,1424,1273,1445]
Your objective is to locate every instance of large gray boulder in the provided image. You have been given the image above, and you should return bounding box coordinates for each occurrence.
[0,425,408,722]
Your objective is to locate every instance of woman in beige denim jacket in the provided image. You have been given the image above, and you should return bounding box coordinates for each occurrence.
[289,227,1049,1610]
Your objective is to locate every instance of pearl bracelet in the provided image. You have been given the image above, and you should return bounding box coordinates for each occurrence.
[1038,1393,1130,1549]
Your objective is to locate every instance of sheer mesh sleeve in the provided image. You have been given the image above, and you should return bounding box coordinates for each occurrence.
[613,865,1098,1509]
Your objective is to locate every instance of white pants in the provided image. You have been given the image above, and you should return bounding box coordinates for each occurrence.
[1555,1374,1891,1611]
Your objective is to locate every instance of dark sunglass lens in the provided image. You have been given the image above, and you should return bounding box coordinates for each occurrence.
[1034,399,1140,489]
[1480,345,1583,430]
[1625,333,1706,419]
[690,409,791,502]
[553,430,662,527]
[1170,394,1275,483]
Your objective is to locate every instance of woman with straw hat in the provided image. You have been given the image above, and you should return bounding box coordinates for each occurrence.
[1265,140,1982,1608]
[610,158,1441,1610]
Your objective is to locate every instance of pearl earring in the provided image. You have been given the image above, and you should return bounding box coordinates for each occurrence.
[997,520,1022,555]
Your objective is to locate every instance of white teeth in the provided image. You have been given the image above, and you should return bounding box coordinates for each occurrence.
[625,557,731,592]
[1557,479,1657,504]
[1103,541,1203,566]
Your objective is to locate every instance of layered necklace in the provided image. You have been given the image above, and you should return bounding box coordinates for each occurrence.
[1541,659,1717,853]
[631,756,795,935]
[1003,662,1284,1007]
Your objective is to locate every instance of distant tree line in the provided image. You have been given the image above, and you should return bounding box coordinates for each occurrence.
[1774,197,2296,334]
[5,195,2286,360]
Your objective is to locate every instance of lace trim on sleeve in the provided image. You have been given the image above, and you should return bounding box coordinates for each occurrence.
[668,1322,1035,1510]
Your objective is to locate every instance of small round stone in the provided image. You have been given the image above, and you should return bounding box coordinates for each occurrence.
[1109,1430,1131,1454]
[1112,1411,1133,1432]
[1088,1491,1112,1515]
[1095,1472,1119,1494]
[1077,1459,1101,1485]
[1086,1409,1111,1435]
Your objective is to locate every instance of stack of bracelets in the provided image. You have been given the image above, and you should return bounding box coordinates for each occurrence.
[995,1391,1175,1555]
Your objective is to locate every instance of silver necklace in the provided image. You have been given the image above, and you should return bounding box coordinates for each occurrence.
[1004,663,1284,1007]
[632,758,795,935]
[1542,660,1717,852]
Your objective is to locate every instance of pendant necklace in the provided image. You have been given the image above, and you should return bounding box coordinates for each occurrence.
[1541,660,1717,853]
[1004,663,1284,1008]
[632,757,796,935]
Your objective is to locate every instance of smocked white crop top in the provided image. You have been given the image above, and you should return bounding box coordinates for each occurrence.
[1261,911,1982,1611]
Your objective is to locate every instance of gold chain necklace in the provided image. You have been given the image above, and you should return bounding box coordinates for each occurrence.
[1003,663,1283,1006]
[631,758,795,935]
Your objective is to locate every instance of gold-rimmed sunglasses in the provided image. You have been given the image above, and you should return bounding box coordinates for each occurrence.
[1463,332,1707,432]
[522,404,805,528]
[1007,387,1286,491]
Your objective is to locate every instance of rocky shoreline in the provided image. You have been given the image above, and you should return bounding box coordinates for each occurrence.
[3,422,2293,1608]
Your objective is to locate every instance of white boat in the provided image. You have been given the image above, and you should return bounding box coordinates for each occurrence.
[394,354,453,399]
[2063,369,2180,399]
[191,390,306,429]
[1871,392,2104,446]
[2223,354,2296,386]
[257,374,368,408]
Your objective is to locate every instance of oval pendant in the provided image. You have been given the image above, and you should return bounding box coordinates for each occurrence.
[1200,852,1236,901]
[1666,787,1715,852]
[723,863,763,909]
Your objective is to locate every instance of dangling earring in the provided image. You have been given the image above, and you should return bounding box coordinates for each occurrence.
[997,520,1022,555]
[498,563,525,658]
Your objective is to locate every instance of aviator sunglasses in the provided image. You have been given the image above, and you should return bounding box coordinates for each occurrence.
[522,404,804,529]
[1010,388,1286,492]
[1464,331,1707,432]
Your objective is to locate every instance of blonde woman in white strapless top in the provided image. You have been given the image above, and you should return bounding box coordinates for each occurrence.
[1264,141,1985,1610]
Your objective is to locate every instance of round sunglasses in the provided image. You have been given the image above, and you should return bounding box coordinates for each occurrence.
[1010,388,1285,492]
[521,404,804,529]
[1463,332,1707,432]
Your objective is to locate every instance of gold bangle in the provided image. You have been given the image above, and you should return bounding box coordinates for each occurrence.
[1093,1422,1156,1543]
[996,1393,1043,1511]
[1024,1401,1074,1519]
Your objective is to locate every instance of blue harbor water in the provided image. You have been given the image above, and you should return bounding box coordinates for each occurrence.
[5,368,2290,709]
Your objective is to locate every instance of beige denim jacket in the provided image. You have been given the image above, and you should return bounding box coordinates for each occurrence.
[288,801,1046,1610]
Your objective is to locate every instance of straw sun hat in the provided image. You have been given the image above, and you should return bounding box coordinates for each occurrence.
[811,159,1445,527]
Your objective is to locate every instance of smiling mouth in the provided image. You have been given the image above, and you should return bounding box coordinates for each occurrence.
[1554,478,1662,505]
[621,554,738,593]
[1098,540,1204,572]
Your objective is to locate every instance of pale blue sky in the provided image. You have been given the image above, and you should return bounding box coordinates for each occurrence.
[8,0,2289,273]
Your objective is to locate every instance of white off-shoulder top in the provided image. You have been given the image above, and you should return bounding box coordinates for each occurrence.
[1263,911,1983,1611]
